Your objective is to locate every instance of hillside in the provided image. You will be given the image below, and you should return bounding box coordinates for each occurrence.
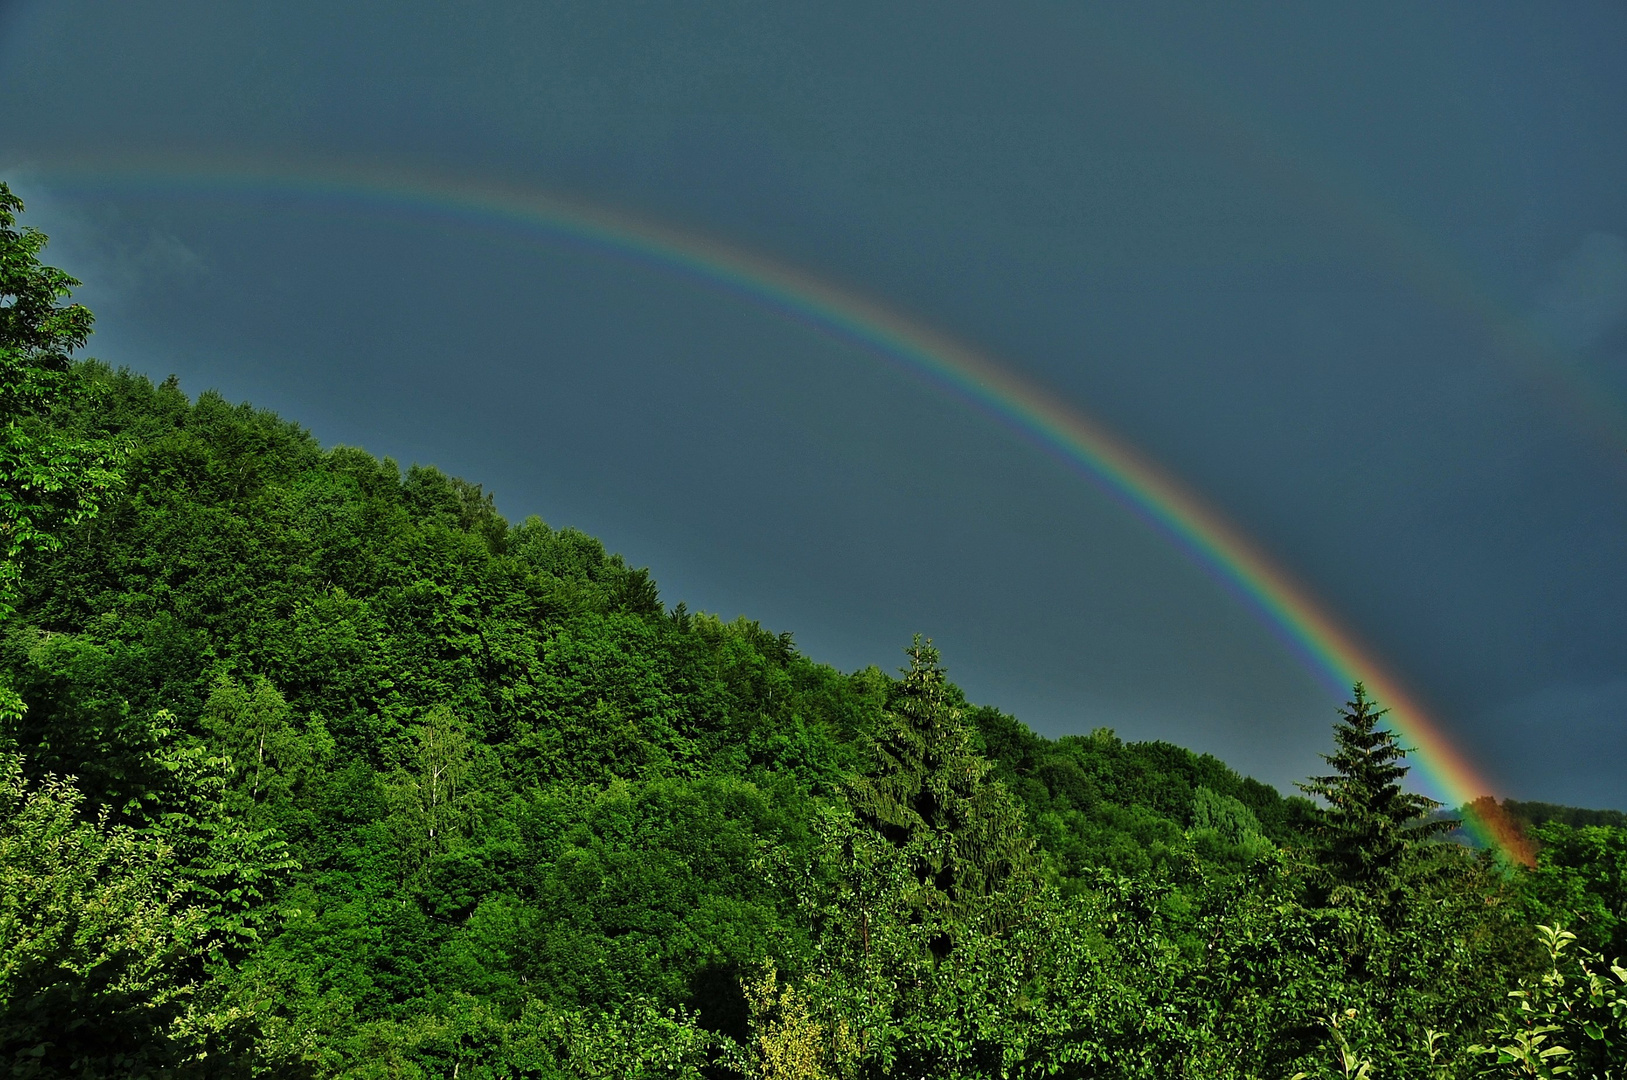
[2,362,1620,1078]
[0,176,1621,1074]
[9,366,1308,934]
[0,366,1297,1066]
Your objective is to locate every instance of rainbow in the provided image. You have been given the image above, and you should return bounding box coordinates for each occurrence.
[7,154,1533,862]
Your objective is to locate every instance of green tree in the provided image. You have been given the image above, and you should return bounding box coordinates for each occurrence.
[385,704,476,874]
[1298,682,1456,892]
[847,639,1035,921]
[1191,784,1263,842]
[1190,784,1273,867]
[10,343,1585,1075]
[200,673,333,807]
[0,751,210,1076]
[1521,822,1627,963]
[782,804,1119,1079]
[0,185,123,617]
[0,184,124,729]
[142,719,299,955]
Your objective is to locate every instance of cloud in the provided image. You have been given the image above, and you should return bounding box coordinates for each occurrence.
[100,226,206,295]
[1499,678,1627,733]
[0,166,207,304]
[1531,232,1627,350]
[1489,678,1627,807]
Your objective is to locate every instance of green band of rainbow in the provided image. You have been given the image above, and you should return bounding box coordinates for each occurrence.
[10,154,1532,862]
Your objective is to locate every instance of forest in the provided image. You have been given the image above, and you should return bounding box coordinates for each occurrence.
[0,183,1624,1079]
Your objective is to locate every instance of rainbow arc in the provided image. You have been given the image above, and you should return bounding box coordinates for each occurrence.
[12,154,1533,862]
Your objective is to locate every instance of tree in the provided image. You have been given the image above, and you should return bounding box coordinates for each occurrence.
[1521,821,1627,963]
[413,704,472,845]
[1190,784,1273,866]
[0,752,210,1076]
[845,637,1036,940]
[0,184,124,725]
[200,673,332,808]
[738,961,856,1080]
[0,185,123,614]
[386,705,475,874]
[1298,682,1457,891]
[1469,923,1627,1079]
[142,717,299,956]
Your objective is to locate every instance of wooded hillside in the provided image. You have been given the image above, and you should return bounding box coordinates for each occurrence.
[2,184,1623,1079]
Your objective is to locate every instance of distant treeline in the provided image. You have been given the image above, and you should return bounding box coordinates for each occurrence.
[1504,799,1627,831]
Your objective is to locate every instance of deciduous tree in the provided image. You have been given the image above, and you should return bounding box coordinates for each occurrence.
[0,184,123,617]
[0,184,124,726]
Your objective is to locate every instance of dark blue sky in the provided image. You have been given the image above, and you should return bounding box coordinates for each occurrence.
[3,1,1624,806]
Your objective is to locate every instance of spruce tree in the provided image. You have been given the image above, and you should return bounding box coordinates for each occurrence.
[846,637,1036,932]
[1298,682,1457,889]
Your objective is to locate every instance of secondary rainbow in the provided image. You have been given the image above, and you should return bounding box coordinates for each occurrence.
[1081,17,1627,457]
[13,155,1533,861]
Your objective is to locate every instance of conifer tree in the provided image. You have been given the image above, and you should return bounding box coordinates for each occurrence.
[1298,682,1457,889]
[846,637,1036,930]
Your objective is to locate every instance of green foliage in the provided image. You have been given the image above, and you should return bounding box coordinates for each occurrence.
[1189,783,1273,865]
[738,961,858,1080]
[1299,682,1458,894]
[0,186,125,725]
[230,991,724,1079]
[1506,803,1627,833]
[201,673,333,809]
[972,707,1313,887]
[141,718,301,954]
[782,803,1102,1078]
[0,321,1620,1075]
[846,638,1037,937]
[0,752,211,1077]
[1469,924,1627,1079]
[1521,823,1627,964]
